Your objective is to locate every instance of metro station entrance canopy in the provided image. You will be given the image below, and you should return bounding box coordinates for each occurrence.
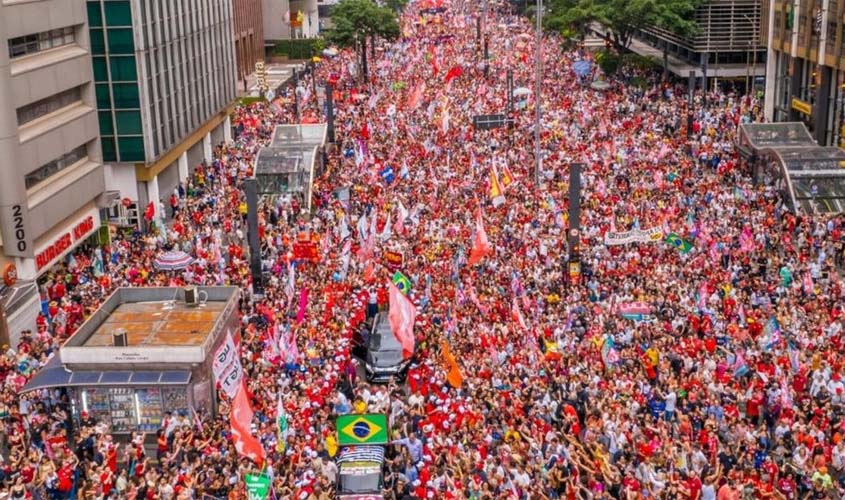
[254,124,327,212]
[738,122,845,214]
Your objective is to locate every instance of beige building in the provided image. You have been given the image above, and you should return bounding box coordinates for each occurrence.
[0,0,111,344]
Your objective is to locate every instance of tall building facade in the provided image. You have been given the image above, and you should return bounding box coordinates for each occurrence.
[86,0,238,220]
[0,0,109,344]
[233,0,265,85]
[263,0,320,41]
[629,0,765,89]
[763,0,845,146]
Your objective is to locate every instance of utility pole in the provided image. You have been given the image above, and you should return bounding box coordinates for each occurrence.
[534,0,543,187]
[244,178,264,298]
[293,69,301,124]
[326,83,336,143]
[0,299,8,349]
[687,70,695,138]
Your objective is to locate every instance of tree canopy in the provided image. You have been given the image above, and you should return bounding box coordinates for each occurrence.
[543,0,700,48]
[325,0,401,49]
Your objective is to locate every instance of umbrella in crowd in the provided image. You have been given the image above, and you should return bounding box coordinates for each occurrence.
[572,59,592,77]
[153,250,194,270]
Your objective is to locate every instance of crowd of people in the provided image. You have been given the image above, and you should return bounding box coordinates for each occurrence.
[3,0,845,498]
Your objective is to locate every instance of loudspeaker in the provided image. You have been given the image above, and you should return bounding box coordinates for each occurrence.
[184,286,197,305]
[113,329,128,347]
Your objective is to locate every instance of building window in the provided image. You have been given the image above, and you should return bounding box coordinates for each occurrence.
[112,83,140,108]
[115,110,142,134]
[92,56,108,81]
[117,137,144,161]
[25,144,88,189]
[96,83,112,108]
[107,28,135,54]
[101,137,117,162]
[90,29,106,55]
[98,111,114,135]
[827,0,839,52]
[87,2,103,27]
[104,1,133,27]
[16,87,83,126]
[110,56,137,81]
[8,27,76,59]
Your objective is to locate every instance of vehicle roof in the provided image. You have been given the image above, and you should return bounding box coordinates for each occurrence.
[372,312,392,336]
[337,445,386,465]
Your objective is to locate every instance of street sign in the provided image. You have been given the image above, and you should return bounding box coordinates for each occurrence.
[472,114,514,130]
[245,473,271,500]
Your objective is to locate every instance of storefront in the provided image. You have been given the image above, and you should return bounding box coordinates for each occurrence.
[21,286,240,433]
[14,202,102,281]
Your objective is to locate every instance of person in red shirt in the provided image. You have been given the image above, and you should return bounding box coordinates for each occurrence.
[684,470,703,500]
[775,471,797,499]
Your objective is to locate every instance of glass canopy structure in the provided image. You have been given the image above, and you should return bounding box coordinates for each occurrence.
[254,124,327,212]
[738,122,845,214]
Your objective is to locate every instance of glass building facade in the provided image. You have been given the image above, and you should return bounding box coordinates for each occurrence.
[88,0,145,162]
[763,0,845,147]
[86,0,237,165]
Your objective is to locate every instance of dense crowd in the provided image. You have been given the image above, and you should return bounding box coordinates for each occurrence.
[3,0,845,499]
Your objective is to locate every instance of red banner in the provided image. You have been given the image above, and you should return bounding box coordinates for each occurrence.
[383,251,403,271]
[293,241,319,262]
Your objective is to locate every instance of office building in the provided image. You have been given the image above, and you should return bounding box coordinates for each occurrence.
[233,0,265,85]
[762,0,845,146]
[613,0,765,90]
[86,0,238,224]
[0,0,110,343]
[263,0,320,40]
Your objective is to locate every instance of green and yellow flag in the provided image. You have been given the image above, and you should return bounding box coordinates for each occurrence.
[665,233,693,254]
[392,271,412,295]
[337,414,389,446]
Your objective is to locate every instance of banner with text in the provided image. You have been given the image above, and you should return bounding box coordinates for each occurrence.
[604,227,663,246]
[212,330,243,399]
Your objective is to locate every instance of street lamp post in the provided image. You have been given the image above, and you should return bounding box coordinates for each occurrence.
[534,0,543,186]
[743,13,756,95]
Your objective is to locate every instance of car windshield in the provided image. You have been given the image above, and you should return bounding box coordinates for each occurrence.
[369,329,402,352]
[339,462,382,493]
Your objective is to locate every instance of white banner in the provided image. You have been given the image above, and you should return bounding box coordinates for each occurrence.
[213,330,243,399]
[604,227,664,246]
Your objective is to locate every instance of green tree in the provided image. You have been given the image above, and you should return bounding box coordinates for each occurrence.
[325,0,400,82]
[543,0,604,41]
[598,0,659,49]
[652,0,700,80]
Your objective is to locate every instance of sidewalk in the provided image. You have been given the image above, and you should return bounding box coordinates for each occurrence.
[238,62,307,97]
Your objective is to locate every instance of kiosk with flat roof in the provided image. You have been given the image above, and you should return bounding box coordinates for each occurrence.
[21,286,240,433]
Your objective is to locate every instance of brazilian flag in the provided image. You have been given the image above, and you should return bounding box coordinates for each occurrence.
[392,271,412,295]
[337,414,389,446]
[665,233,693,254]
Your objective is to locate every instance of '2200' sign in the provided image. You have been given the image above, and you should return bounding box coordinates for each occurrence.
[11,204,26,252]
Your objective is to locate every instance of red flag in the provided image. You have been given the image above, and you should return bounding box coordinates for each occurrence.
[444,65,463,83]
[360,121,370,141]
[229,380,265,466]
[429,49,439,76]
[406,81,425,110]
[467,208,492,265]
[388,282,417,358]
